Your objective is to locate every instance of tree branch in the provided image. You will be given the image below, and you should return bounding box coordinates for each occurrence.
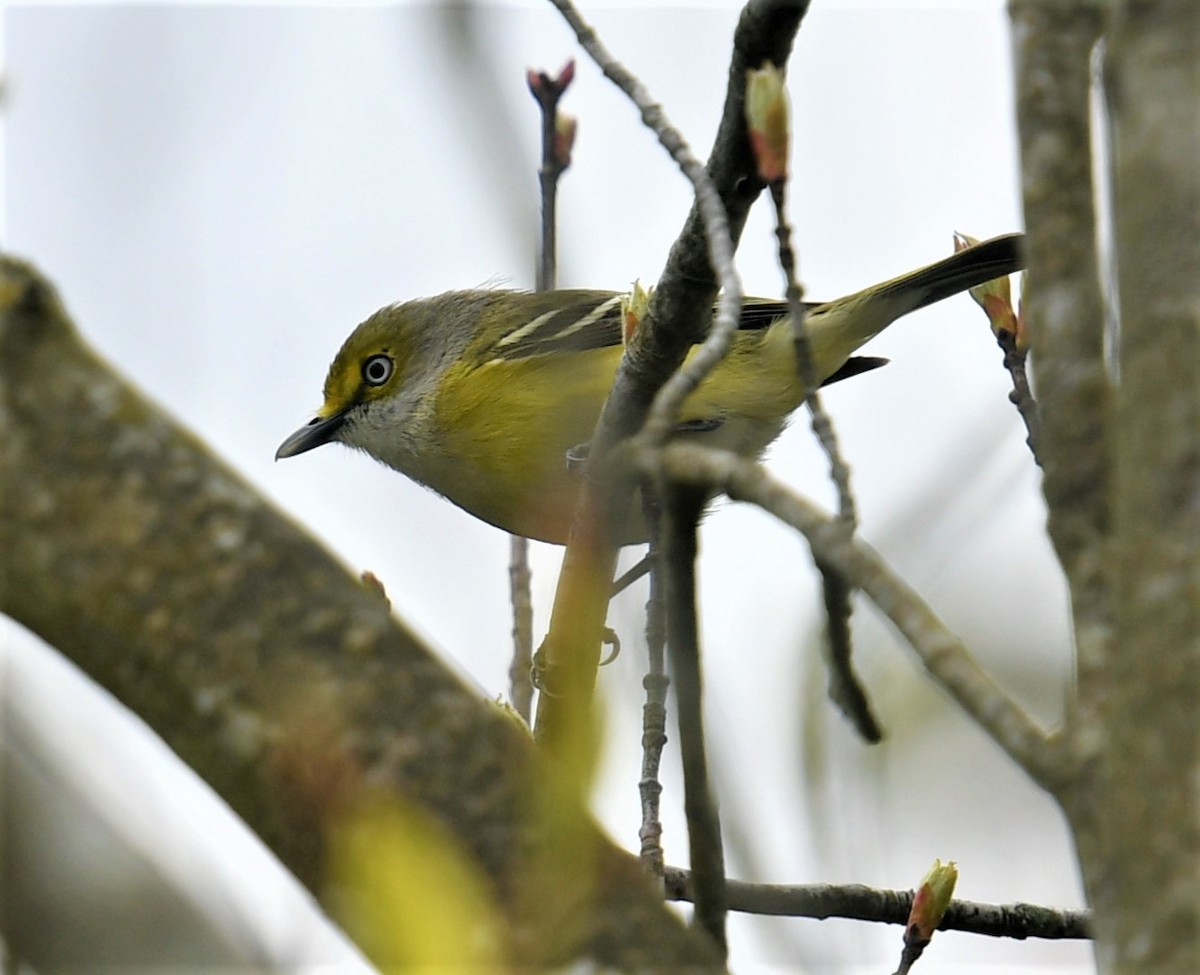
[1073,3,1200,968]
[662,867,1091,939]
[650,443,1061,790]
[658,481,727,954]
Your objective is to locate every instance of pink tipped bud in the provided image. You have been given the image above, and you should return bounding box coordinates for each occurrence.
[907,859,958,943]
[746,62,790,183]
[955,232,1025,350]
[621,281,654,345]
[527,59,575,101]
[953,231,980,252]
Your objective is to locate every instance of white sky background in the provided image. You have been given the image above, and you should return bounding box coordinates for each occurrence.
[2,2,1091,972]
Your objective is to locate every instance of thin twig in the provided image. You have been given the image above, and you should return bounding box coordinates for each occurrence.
[658,479,727,955]
[638,504,669,876]
[768,182,856,529]
[638,664,670,878]
[507,537,534,721]
[662,867,1091,939]
[510,61,576,721]
[893,929,926,975]
[766,169,878,741]
[997,328,1042,465]
[816,558,881,742]
[529,60,575,293]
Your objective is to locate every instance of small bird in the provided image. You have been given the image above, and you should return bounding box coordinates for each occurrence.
[277,233,1023,544]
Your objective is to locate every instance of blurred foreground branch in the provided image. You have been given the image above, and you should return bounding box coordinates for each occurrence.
[0,256,724,973]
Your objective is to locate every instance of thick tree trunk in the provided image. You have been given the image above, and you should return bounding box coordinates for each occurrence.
[1067,4,1200,971]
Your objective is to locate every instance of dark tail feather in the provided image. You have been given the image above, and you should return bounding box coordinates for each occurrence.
[821,355,889,387]
[879,232,1025,314]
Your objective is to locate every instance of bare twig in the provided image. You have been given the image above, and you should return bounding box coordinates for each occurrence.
[508,60,573,720]
[751,68,878,740]
[507,541,535,722]
[766,184,856,531]
[638,503,669,877]
[893,939,923,975]
[510,61,577,722]
[638,626,670,876]
[996,328,1042,464]
[528,59,576,294]
[658,480,726,954]
[816,558,881,742]
[662,867,1091,940]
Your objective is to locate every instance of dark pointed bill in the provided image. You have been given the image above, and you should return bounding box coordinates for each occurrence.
[275,412,347,460]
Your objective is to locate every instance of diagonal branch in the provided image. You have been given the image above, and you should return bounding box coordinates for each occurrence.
[651,442,1064,790]
[0,255,727,974]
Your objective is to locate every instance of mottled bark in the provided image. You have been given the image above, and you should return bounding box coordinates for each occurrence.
[1012,1,1200,971]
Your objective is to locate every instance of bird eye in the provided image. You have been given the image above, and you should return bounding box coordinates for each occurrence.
[362,353,394,387]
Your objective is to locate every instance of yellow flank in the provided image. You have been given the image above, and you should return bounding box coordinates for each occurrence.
[429,347,620,542]
[426,318,807,542]
[679,318,804,421]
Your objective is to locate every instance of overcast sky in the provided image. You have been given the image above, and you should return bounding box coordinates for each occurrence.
[3,3,1088,972]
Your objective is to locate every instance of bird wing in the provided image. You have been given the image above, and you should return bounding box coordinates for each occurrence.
[492,290,813,362]
[490,291,626,360]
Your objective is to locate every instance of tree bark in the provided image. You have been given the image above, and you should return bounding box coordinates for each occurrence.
[1014,1,1200,970]
[1064,4,1200,971]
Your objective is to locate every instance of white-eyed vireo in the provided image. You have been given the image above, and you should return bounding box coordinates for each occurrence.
[277,233,1022,544]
